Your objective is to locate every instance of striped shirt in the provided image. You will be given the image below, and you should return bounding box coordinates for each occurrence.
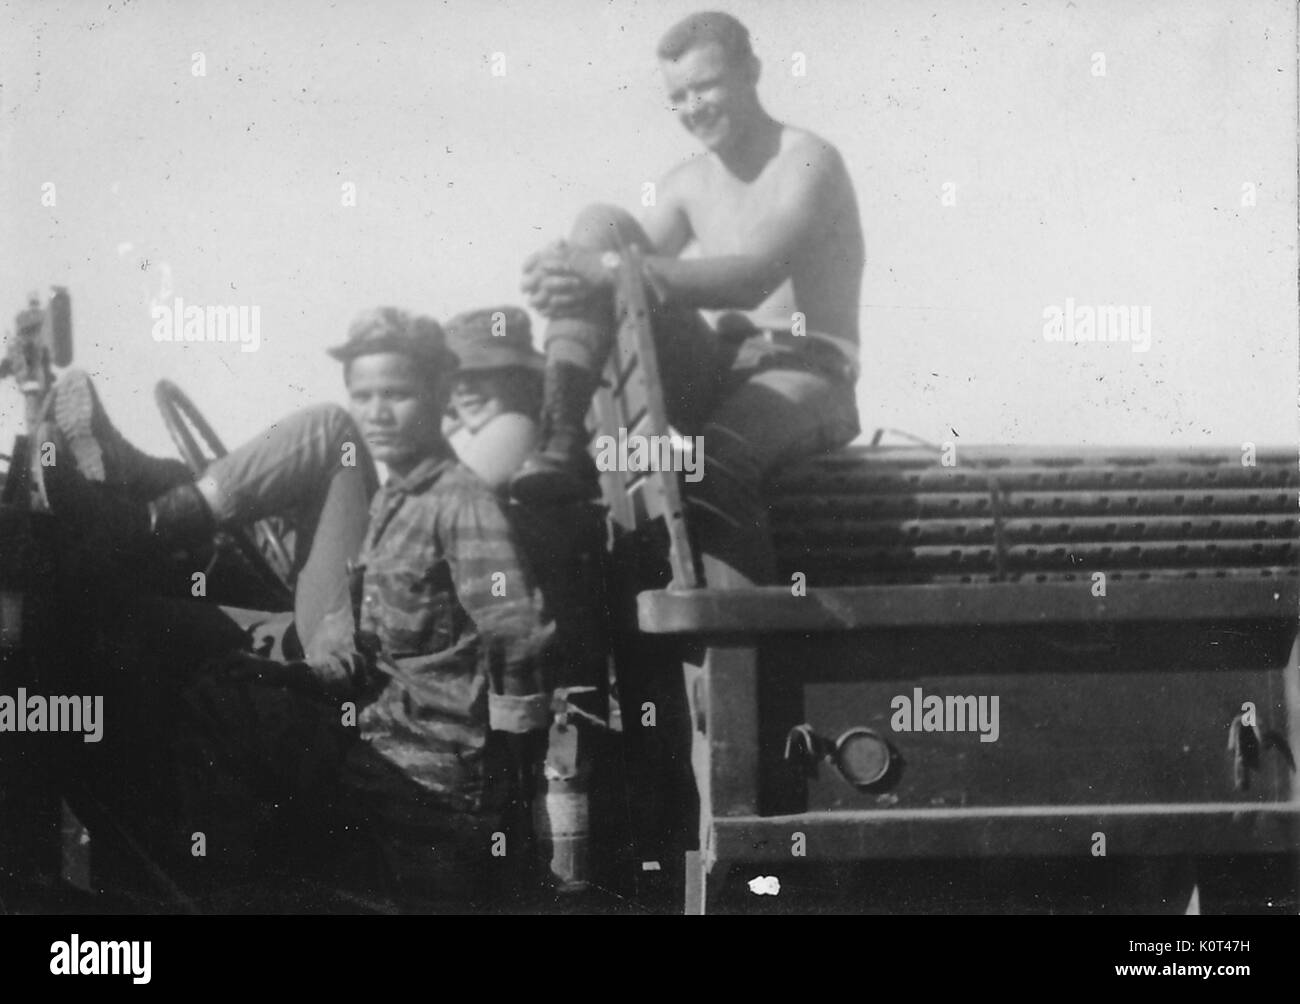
[346,450,554,810]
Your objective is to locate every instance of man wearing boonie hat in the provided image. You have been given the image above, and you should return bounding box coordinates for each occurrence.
[39,306,559,908]
[442,306,610,893]
[442,305,544,489]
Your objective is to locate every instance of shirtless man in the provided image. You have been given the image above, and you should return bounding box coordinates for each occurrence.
[516,10,864,583]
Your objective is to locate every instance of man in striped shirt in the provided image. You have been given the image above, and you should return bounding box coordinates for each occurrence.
[212,307,557,907]
[334,305,555,794]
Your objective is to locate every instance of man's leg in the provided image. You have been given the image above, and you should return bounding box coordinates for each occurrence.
[512,204,645,502]
[195,403,379,660]
[689,363,860,584]
[513,204,720,502]
[47,369,193,499]
[337,741,511,911]
[170,668,371,904]
[45,372,377,657]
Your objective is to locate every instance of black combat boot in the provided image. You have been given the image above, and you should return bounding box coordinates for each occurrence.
[51,368,193,496]
[510,362,602,504]
[147,482,215,552]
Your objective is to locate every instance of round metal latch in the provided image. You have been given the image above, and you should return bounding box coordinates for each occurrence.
[784,724,898,792]
[832,727,893,790]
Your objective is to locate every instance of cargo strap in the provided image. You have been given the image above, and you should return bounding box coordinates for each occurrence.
[868,429,1012,580]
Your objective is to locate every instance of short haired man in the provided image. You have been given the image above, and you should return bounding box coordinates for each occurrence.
[518,10,864,583]
[315,309,555,903]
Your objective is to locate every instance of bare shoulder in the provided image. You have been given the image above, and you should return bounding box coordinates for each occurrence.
[779,126,849,181]
[659,152,710,198]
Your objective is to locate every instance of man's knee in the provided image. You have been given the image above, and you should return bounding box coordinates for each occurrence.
[569,203,648,252]
[296,402,361,450]
[691,423,760,512]
[684,431,776,585]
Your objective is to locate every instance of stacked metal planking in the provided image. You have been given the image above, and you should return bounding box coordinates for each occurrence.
[768,445,1300,587]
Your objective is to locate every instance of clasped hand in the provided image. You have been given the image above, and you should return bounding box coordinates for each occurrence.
[521,240,613,318]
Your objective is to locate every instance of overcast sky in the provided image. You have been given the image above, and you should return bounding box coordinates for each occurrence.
[1,0,1295,460]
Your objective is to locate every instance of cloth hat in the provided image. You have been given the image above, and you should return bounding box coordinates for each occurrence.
[327,307,452,371]
[444,306,544,373]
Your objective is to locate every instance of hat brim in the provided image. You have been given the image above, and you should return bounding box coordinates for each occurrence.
[326,335,453,370]
[451,348,546,373]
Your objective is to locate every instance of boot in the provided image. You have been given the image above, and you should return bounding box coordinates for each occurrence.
[50,368,193,496]
[510,362,603,504]
[148,481,215,552]
[37,418,213,566]
[37,421,154,559]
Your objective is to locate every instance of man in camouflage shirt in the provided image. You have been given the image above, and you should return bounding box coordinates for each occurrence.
[337,307,556,815]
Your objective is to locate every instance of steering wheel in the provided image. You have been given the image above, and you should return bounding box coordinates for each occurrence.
[154,379,296,604]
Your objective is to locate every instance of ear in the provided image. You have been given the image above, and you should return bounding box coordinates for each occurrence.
[746,54,761,88]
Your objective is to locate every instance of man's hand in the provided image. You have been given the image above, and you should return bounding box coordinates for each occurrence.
[521,240,616,318]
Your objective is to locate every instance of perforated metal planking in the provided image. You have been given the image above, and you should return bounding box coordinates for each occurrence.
[770,446,1299,586]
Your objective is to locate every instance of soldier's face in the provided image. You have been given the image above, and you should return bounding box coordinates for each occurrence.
[450,371,509,433]
[661,43,757,154]
[346,352,445,471]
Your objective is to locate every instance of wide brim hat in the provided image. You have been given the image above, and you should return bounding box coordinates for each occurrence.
[444,305,544,373]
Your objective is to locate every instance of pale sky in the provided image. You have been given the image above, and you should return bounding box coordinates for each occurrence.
[2,0,1295,460]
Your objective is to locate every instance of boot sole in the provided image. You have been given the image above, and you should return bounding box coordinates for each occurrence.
[52,371,107,482]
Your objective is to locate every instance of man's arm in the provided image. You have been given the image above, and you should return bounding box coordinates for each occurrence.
[520,166,693,314]
[441,484,555,732]
[526,141,845,315]
[639,162,694,257]
[639,143,842,310]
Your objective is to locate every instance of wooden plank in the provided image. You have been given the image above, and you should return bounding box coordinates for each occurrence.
[613,247,697,588]
[637,578,1300,635]
[710,802,1300,861]
[683,849,705,915]
[616,369,649,431]
[591,386,635,532]
[702,645,760,816]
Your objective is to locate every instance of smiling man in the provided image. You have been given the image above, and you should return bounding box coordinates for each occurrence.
[516,10,864,583]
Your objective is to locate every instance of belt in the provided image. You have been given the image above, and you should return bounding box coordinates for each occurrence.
[729,327,861,383]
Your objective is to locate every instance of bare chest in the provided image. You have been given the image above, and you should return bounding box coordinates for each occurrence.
[683,165,785,255]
